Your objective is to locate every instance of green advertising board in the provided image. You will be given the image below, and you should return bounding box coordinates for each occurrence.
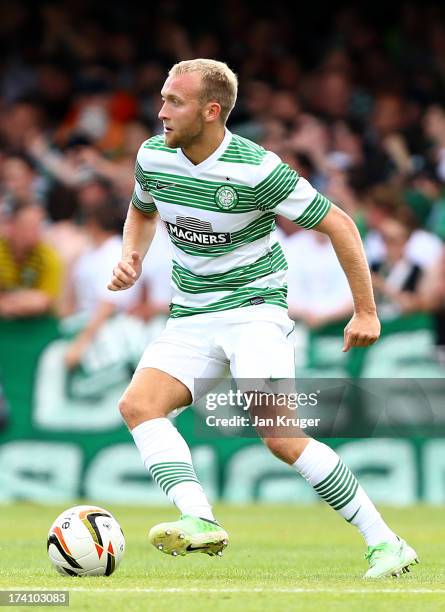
[0,314,444,505]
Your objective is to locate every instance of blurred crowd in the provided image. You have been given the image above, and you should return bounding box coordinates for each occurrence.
[1,0,445,365]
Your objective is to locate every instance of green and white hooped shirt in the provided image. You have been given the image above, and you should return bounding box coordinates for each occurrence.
[132,129,332,318]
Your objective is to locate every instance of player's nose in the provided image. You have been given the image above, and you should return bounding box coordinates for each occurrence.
[158,102,169,121]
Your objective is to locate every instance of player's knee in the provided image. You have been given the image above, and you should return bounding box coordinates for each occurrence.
[118,392,151,426]
[118,394,136,424]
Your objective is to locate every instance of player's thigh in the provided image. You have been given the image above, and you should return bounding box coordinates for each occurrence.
[122,318,228,428]
[137,319,228,403]
[119,367,192,428]
[228,318,295,380]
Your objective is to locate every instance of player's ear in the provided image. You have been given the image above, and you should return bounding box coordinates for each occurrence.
[205,101,221,123]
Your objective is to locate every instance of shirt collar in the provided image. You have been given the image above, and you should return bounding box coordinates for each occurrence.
[177,128,232,176]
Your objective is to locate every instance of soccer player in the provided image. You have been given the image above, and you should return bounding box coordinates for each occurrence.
[109,59,418,578]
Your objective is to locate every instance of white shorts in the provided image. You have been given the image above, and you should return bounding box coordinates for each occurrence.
[136,304,296,401]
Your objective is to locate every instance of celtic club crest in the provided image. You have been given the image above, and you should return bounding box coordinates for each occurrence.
[214,185,239,210]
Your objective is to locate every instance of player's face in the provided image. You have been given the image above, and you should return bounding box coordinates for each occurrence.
[158,73,206,148]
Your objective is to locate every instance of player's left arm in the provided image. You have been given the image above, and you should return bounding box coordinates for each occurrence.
[313,203,380,352]
[255,151,380,351]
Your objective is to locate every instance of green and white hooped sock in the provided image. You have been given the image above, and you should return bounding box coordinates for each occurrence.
[293,439,398,546]
[131,417,215,521]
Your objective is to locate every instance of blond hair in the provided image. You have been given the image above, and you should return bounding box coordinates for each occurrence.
[169,59,238,124]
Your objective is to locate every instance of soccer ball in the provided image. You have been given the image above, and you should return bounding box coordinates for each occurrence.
[47,505,125,576]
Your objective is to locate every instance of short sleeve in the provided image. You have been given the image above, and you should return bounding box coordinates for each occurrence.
[131,148,157,214]
[255,151,332,229]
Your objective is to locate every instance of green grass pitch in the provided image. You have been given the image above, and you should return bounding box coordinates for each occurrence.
[0,503,444,611]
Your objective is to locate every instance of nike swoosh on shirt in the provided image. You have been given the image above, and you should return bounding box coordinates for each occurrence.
[154,181,176,190]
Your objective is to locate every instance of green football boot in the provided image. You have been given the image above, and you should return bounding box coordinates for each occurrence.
[364,537,419,578]
[148,515,229,557]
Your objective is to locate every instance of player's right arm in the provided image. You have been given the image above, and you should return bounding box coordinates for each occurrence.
[109,142,159,292]
[108,204,157,291]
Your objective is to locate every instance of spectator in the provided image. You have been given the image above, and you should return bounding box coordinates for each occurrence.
[289,114,331,190]
[419,245,445,361]
[25,131,100,189]
[309,69,352,121]
[369,214,426,320]
[75,175,117,215]
[61,202,142,369]
[73,120,151,200]
[0,152,42,211]
[284,230,353,328]
[0,205,63,318]
[0,100,43,150]
[363,184,443,270]
[54,72,124,154]
[44,183,88,275]
[423,103,445,182]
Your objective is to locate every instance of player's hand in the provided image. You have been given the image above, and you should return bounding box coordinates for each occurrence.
[342,311,381,352]
[108,251,142,291]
